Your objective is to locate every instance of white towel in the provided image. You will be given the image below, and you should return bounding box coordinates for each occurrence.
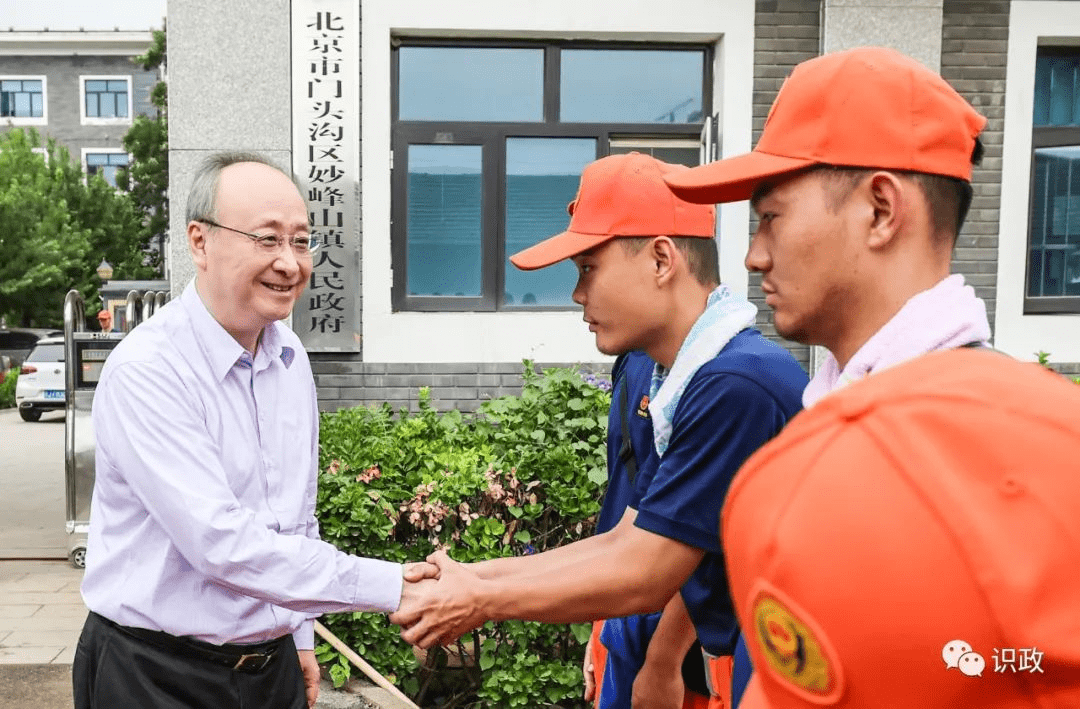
[803,274,991,408]
[648,285,758,457]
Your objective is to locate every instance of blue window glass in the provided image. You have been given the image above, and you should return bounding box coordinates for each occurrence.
[560,49,704,124]
[1029,147,1080,297]
[86,153,129,188]
[84,78,128,119]
[1034,53,1080,126]
[407,145,483,297]
[399,47,543,122]
[0,79,43,118]
[504,138,596,307]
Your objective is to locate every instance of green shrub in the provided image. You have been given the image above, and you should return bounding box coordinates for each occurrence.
[1035,351,1080,384]
[0,368,17,409]
[315,361,611,708]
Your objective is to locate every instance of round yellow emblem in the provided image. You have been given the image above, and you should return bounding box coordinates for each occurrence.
[753,594,836,697]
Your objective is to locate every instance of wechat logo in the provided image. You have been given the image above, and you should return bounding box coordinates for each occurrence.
[943,640,985,677]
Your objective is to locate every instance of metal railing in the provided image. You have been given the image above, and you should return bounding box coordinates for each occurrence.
[124,289,170,332]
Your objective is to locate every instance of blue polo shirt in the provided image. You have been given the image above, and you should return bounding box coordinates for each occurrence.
[633,328,807,656]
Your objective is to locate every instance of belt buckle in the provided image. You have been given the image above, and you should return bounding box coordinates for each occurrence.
[233,652,272,672]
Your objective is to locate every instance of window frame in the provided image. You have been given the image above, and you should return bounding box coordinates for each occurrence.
[0,75,47,125]
[1025,46,1080,314]
[389,39,713,313]
[79,75,133,126]
[81,148,131,189]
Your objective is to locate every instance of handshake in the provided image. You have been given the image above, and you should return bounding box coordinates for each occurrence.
[393,551,490,649]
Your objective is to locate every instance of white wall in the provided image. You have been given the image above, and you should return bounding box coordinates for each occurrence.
[997,1,1080,361]
[360,0,756,363]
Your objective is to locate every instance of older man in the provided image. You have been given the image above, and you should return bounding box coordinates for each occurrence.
[74,152,430,709]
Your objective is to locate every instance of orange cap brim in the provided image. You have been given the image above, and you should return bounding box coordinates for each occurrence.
[664,150,817,204]
[509,230,618,271]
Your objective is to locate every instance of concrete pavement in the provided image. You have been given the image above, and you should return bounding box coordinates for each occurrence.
[0,559,84,709]
[0,560,85,666]
[0,408,69,559]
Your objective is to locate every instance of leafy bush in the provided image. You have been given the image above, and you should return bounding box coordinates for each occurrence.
[315,361,611,708]
[0,368,17,409]
[1035,351,1080,384]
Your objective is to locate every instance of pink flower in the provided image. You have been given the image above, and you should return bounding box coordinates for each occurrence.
[356,465,382,483]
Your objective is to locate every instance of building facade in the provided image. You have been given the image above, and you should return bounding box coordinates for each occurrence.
[166,0,1080,413]
[0,30,158,187]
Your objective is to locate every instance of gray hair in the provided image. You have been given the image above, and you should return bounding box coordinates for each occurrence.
[185,151,301,223]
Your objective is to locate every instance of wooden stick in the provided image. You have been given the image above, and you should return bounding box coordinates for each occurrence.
[314,620,421,709]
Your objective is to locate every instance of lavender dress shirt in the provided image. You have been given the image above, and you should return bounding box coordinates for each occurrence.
[81,281,402,650]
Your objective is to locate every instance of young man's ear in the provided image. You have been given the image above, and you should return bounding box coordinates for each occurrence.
[188,221,209,270]
[865,171,906,249]
[649,236,679,286]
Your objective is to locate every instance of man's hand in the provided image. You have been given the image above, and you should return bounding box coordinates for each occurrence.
[631,656,684,709]
[583,630,597,702]
[403,560,440,582]
[297,649,320,708]
[632,593,696,709]
[388,550,489,648]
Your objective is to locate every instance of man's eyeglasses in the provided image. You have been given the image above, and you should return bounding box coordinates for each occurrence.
[197,218,321,256]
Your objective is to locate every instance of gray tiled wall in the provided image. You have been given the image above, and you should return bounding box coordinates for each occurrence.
[941,0,1010,333]
[311,357,610,413]
[0,54,157,157]
[748,0,821,372]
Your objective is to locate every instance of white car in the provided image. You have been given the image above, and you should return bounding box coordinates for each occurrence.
[15,337,66,422]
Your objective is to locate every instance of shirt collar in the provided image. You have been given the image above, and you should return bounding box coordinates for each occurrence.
[181,280,287,382]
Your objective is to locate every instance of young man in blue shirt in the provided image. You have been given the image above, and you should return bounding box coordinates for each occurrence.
[587,350,712,709]
[392,152,807,709]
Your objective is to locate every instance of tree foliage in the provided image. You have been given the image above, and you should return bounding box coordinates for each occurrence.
[0,128,155,327]
[117,28,168,264]
[0,29,167,328]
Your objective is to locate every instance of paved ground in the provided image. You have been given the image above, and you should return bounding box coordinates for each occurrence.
[0,664,73,709]
[0,560,85,665]
[0,408,68,559]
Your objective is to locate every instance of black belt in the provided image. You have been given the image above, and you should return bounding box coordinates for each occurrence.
[91,611,287,673]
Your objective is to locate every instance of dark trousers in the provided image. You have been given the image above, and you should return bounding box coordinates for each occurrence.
[73,612,306,709]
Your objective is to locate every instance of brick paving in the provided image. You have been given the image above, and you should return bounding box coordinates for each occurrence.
[0,560,86,666]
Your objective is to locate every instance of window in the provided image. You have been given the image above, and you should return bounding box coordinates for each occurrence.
[80,76,132,124]
[1027,48,1080,313]
[391,42,710,312]
[26,343,65,363]
[0,77,46,123]
[84,151,130,188]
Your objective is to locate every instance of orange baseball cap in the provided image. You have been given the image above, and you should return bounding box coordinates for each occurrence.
[722,349,1080,709]
[509,152,715,271]
[665,46,988,204]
